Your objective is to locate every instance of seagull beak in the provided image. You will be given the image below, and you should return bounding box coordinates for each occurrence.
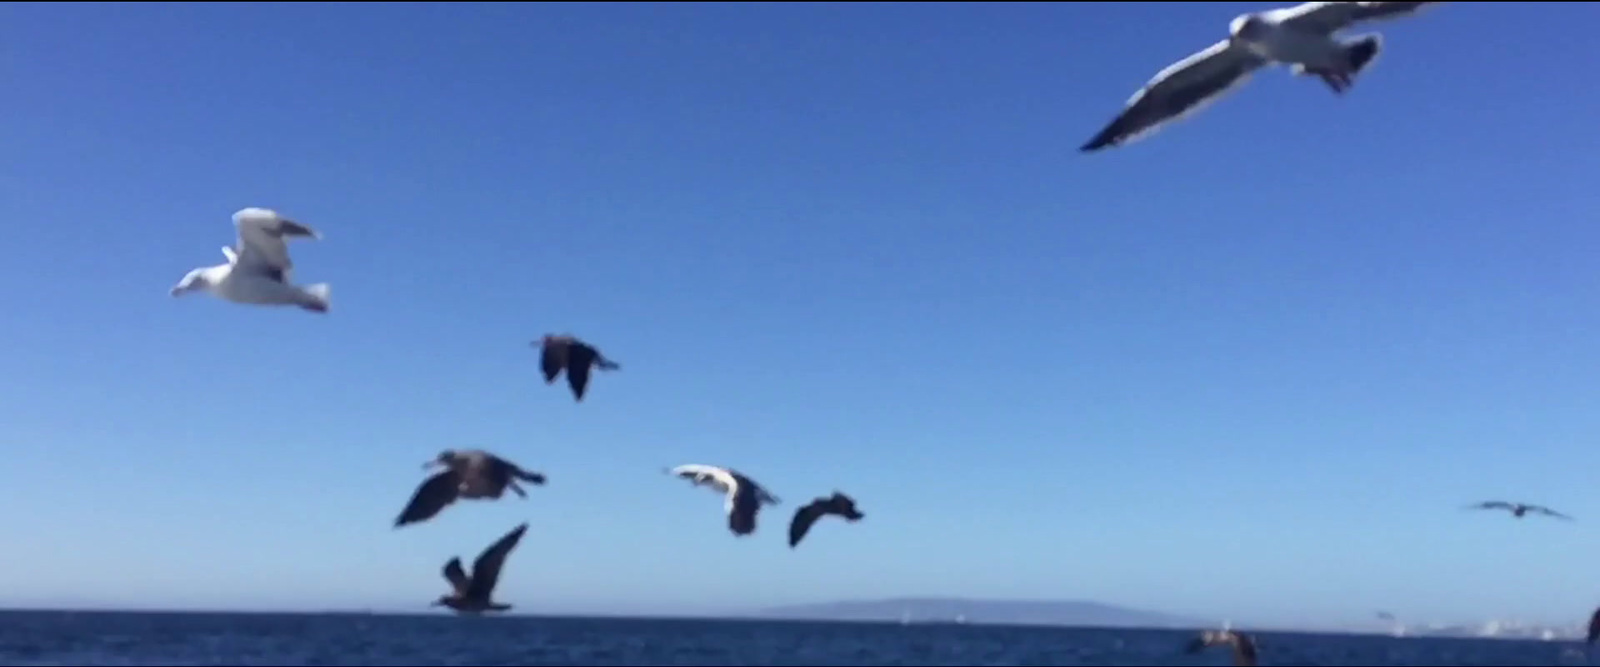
[422,460,440,470]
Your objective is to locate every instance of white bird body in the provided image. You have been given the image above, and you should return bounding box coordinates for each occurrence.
[171,207,332,313]
[668,464,780,536]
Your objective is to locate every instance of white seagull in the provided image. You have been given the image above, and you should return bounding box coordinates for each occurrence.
[1080,2,1444,152]
[666,464,781,537]
[170,207,332,313]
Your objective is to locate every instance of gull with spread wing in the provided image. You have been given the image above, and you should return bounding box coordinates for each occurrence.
[667,464,781,537]
[430,523,528,615]
[788,491,865,549]
[395,449,547,528]
[1081,2,1444,152]
[533,334,621,402]
[1465,500,1573,521]
[170,207,332,312]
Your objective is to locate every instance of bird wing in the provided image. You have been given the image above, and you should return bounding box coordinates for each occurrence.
[566,354,593,401]
[394,470,462,528]
[1263,2,1441,35]
[441,557,470,595]
[1466,500,1511,511]
[1232,633,1259,665]
[1588,607,1600,645]
[671,464,736,495]
[1531,505,1574,520]
[467,523,529,600]
[231,207,319,282]
[539,341,567,384]
[788,500,828,548]
[1080,39,1267,152]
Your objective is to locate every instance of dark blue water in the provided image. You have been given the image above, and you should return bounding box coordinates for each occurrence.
[0,611,1586,666]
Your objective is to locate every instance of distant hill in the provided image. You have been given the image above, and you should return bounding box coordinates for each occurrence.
[754,597,1212,629]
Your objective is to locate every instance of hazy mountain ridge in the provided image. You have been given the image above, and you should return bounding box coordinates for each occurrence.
[754,597,1213,629]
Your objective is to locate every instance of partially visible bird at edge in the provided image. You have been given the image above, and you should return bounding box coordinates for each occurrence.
[1080,1,1444,152]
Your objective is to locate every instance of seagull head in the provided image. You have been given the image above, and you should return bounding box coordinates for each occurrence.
[423,449,457,470]
[169,268,211,297]
[1228,14,1270,44]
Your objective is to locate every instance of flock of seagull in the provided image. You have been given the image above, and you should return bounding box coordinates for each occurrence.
[170,209,869,615]
[162,1,1600,665]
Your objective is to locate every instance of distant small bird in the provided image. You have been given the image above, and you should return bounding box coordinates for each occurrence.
[431,522,528,615]
[667,464,780,537]
[394,449,547,528]
[1184,629,1258,667]
[788,492,865,548]
[1080,1,1443,152]
[1465,500,1574,521]
[533,334,621,402]
[170,207,332,313]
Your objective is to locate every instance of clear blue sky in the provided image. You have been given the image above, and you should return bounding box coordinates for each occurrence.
[3,1,1599,630]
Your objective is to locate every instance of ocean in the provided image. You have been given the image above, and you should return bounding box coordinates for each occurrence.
[0,611,1586,666]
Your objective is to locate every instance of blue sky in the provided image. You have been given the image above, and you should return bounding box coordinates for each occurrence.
[3,1,1599,630]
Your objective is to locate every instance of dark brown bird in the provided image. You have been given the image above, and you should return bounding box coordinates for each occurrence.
[1184,629,1257,667]
[1464,500,1574,521]
[533,334,621,402]
[394,449,546,528]
[431,522,528,615]
[788,492,865,548]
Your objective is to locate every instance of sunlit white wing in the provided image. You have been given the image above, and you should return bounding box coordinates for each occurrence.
[669,464,737,496]
[1264,2,1442,35]
[1080,39,1268,152]
[231,207,320,282]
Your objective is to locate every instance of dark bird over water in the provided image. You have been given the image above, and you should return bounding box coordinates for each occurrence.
[533,334,621,402]
[788,491,865,548]
[431,522,528,615]
[1184,629,1258,666]
[1586,606,1600,647]
[1465,500,1573,521]
[394,449,547,528]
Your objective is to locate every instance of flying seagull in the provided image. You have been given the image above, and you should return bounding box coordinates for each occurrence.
[1465,500,1573,521]
[394,449,547,528]
[431,522,528,615]
[1080,2,1443,152]
[533,334,621,402]
[788,491,865,548]
[170,207,332,312]
[1184,629,1258,667]
[667,464,780,537]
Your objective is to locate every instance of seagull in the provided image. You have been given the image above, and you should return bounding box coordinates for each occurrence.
[667,464,780,537]
[431,522,528,615]
[170,207,332,313]
[788,491,865,549]
[533,334,621,402]
[1080,2,1443,152]
[394,449,547,528]
[1465,500,1574,521]
[1184,629,1258,667]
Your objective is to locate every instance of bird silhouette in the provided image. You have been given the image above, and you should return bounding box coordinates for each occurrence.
[394,449,546,528]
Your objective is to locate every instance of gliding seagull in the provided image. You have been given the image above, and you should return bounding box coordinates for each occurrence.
[667,464,780,537]
[1080,2,1443,152]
